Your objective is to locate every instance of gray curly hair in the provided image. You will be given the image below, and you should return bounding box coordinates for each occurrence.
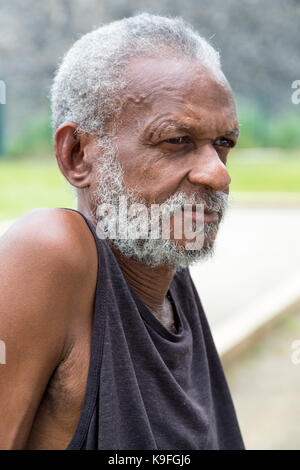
[50,13,221,137]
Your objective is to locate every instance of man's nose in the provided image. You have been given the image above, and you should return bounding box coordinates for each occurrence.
[187,144,231,191]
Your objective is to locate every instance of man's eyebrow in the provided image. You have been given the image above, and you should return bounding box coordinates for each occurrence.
[146,120,190,139]
[224,127,240,137]
[145,120,240,139]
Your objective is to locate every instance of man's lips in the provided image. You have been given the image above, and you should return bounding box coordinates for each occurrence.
[203,210,219,223]
[179,206,220,223]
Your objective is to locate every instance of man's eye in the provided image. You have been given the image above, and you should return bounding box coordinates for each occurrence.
[214,137,234,148]
[165,136,192,145]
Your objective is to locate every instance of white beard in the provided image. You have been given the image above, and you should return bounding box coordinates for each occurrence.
[90,137,228,269]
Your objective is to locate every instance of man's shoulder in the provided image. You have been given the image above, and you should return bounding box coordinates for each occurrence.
[1,208,96,279]
[0,208,98,448]
[0,207,98,354]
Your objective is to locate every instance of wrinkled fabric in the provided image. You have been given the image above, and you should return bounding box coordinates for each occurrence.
[65,209,244,450]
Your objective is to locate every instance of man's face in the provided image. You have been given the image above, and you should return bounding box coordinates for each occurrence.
[88,57,239,268]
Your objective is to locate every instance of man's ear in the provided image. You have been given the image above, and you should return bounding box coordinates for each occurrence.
[54,122,93,189]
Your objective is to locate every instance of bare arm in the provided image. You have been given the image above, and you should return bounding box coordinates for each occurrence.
[0,209,93,449]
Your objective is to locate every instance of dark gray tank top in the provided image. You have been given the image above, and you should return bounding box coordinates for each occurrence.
[65,209,244,450]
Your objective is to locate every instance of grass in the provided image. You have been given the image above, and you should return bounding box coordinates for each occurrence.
[0,148,299,221]
[228,148,300,192]
[0,156,74,221]
[235,100,300,148]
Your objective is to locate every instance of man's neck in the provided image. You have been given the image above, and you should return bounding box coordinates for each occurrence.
[78,201,177,328]
[109,243,176,309]
[109,244,177,333]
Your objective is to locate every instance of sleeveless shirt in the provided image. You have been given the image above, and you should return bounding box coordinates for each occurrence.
[64,208,244,450]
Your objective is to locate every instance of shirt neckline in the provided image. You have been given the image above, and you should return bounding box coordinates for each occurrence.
[128,280,185,343]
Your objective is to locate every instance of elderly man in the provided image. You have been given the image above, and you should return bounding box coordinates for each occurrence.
[0,14,244,450]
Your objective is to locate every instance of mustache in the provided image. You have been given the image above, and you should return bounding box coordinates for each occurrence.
[160,190,228,217]
[198,190,228,213]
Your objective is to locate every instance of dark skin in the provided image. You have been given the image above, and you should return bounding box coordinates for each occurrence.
[0,57,239,449]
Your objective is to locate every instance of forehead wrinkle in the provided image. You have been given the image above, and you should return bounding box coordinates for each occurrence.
[125,78,232,117]
[120,83,186,134]
[122,61,237,138]
[123,61,211,116]
[125,81,188,111]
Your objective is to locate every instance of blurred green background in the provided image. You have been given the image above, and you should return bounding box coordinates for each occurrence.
[1,0,300,221]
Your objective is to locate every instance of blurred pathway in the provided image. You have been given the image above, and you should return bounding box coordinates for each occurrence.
[190,207,300,335]
[224,308,300,450]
